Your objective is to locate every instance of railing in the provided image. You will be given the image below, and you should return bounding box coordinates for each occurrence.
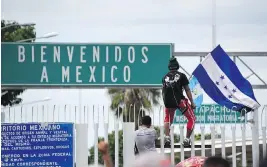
[1,104,267,167]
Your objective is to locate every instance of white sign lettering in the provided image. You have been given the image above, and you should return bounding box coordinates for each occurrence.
[18,45,25,62]
[111,66,118,82]
[14,45,156,84]
[40,46,47,63]
[40,66,49,83]
[1,123,73,167]
[62,66,70,82]
[76,66,82,83]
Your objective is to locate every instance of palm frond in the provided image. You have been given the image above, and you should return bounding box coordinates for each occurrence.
[107,88,162,129]
[141,96,152,109]
[140,89,161,105]
[110,93,124,110]
[149,89,161,105]
[108,88,123,95]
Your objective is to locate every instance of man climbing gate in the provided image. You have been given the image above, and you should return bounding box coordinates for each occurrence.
[162,57,196,147]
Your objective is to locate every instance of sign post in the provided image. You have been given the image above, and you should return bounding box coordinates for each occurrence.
[173,104,245,124]
[1,42,173,88]
[1,123,74,167]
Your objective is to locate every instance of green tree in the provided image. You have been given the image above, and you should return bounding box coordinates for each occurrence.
[194,133,201,141]
[1,20,36,106]
[108,89,161,129]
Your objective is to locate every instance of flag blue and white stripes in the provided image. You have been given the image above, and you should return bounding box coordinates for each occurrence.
[189,76,203,107]
[192,45,260,111]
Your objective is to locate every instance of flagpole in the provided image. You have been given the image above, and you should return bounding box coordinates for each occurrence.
[252,108,260,167]
[200,0,216,63]
[210,0,217,157]
[212,0,216,49]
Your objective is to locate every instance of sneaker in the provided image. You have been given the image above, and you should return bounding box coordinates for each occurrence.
[182,138,191,147]
[164,136,171,145]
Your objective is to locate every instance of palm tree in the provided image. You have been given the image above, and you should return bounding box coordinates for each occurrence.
[108,88,161,129]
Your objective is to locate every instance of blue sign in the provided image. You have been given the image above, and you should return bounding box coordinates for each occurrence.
[1,123,74,167]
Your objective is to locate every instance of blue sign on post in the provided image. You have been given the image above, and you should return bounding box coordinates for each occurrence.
[1,123,74,167]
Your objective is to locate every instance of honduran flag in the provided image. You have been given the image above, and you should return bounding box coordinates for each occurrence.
[192,45,260,113]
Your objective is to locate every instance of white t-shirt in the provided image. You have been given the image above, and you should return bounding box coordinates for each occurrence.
[134,126,157,153]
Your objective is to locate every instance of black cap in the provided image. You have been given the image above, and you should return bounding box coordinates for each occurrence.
[168,57,179,70]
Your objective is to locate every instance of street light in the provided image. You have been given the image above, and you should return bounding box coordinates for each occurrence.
[16,32,59,42]
[42,32,58,38]
[1,22,36,30]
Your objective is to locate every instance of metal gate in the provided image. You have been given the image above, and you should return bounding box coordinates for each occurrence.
[1,104,267,167]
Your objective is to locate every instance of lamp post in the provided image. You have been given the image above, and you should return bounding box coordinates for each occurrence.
[1,97,52,122]
[1,22,36,30]
[16,32,59,42]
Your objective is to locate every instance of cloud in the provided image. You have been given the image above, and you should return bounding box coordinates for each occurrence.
[2,0,267,24]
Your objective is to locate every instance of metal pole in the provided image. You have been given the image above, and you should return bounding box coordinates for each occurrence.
[221,126,226,158]
[212,0,216,49]
[16,32,59,42]
[1,111,5,123]
[160,125,165,155]
[104,123,109,142]
[191,130,195,157]
[94,123,99,167]
[232,126,237,167]
[170,125,175,166]
[263,127,267,159]
[252,109,259,167]
[16,38,36,42]
[255,109,260,166]
[79,90,82,122]
[236,57,267,85]
[115,119,119,167]
[200,126,206,157]
[211,126,216,156]
[180,126,185,161]
[241,125,247,167]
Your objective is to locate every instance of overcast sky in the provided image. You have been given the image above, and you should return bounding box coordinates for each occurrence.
[2,0,267,147]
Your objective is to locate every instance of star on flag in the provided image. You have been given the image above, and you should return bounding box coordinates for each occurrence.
[215,75,238,100]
